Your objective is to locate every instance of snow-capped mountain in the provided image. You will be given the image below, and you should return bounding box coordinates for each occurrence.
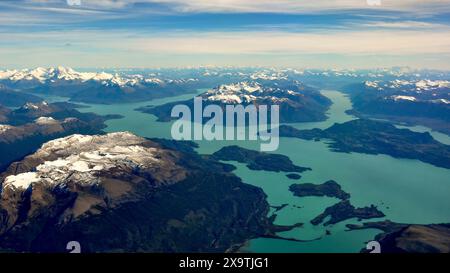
[0,124,13,133]
[0,132,271,252]
[345,78,450,134]
[361,79,450,105]
[203,81,303,104]
[0,67,201,104]
[250,71,288,81]
[2,132,182,190]
[142,80,333,123]
[0,67,202,90]
[0,66,170,87]
[365,79,450,91]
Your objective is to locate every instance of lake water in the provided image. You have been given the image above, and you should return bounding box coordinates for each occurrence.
[77,89,450,253]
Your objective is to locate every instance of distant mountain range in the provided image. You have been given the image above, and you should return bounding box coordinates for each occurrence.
[0,66,198,88]
[2,66,449,104]
[0,67,200,104]
[344,79,450,134]
[1,66,449,132]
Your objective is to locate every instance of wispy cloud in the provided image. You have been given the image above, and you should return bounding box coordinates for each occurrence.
[361,20,448,29]
[1,0,450,69]
[7,0,450,14]
[145,0,450,14]
[3,28,450,56]
[126,30,450,55]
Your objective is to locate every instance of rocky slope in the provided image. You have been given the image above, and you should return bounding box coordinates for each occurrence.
[0,84,43,107]
[0,117,103,171]
[2,101,120,126]
[0,105,11,123]
[0,132,279,252]
[347,221,450,253]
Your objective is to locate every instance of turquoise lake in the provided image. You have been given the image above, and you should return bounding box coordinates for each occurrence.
[77,89,450,253]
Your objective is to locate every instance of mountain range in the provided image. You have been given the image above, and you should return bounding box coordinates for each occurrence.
[0,67,200,104]
[344,79,450,134]
[138,81,332,123]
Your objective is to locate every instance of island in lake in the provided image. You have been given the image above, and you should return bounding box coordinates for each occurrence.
[279,119,450,169]
[211,145,311,173]
[311,200,385,226]
[289,180,350,200]
[287,180,384,226]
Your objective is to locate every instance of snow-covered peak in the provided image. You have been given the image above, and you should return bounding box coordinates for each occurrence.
[391,95,417,102]
[0,124,13,133]
[144,78,164,84]
[3,172,40,190]
[91,72,114,81]
[431,98,450,104]
[365,81,380,89]
[415,80,450,90]
[35,116,58,125]
[366,79,450,91]
[63,117,80,123]
[216,82,262,93]
[48,66,92,81]
[23,102,40,110]
[28,67,49,82]
[102,74,141,87]
[1,132,174,191]
[0,69,18,80]
[250,71,288,81]
[22,101,49,111]
[203,81,300,104]
[204,82,262,104]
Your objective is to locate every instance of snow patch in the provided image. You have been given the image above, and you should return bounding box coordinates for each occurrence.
[392,95,417,102]
[0,124,13,133]
[35,117,58,125]
[3,172,40,190]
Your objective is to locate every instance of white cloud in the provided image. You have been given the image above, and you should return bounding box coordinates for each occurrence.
[3,28,450,56]
[1,1,450,69]
[125,30,450,55]
[362,21,447,29]
[14,0,450,14]
[77,0,450,14]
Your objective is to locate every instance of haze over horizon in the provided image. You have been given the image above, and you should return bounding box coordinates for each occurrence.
[1,0,450,69]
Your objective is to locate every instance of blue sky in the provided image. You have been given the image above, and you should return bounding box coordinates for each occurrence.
[1,0,450,69]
